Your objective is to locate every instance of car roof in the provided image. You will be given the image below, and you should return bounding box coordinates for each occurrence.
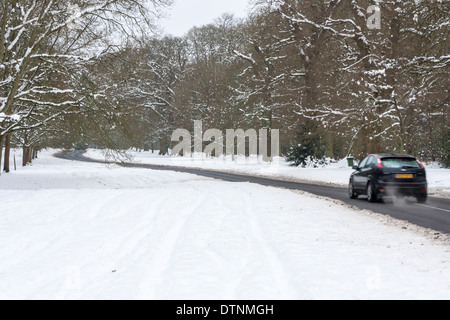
[370,154,416,159]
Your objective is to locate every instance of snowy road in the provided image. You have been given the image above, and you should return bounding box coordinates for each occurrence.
[1,151,450,300]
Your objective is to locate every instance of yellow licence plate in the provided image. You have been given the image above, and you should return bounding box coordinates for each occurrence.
[396,174,414,179]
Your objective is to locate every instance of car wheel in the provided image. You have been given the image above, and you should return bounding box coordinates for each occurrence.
[348,180,358,199]
[367,182,378,203]
[417,194,427,204]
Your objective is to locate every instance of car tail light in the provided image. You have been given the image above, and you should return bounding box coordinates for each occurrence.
[377,158,383,168]
[418,162,425,169]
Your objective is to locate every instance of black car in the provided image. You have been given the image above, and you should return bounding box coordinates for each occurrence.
[348,154,428,203]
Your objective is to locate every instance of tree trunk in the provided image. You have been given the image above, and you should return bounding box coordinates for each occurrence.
[159,137,169,155]
[0,135,3,175]
[4,133,11,173]
[22,145,28,167]
[28,146,32,164]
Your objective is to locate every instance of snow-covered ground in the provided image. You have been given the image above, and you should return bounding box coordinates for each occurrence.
[87,149,450,198]
[1,149,450,300]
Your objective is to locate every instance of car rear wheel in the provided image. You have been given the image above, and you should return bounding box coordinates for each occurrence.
[417,194,427,203]
[348,180,358,199]
[367,182,378,203]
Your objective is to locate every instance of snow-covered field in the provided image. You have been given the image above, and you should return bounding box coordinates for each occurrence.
[1,149,450,300]
[87,149,450,198]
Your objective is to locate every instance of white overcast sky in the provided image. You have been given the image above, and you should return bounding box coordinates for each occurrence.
[160,0,251,36]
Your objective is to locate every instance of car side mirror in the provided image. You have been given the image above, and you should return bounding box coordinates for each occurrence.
[352,165,360,171]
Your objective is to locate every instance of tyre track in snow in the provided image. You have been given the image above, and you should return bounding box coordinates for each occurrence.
[241,194,297,299]
[55,151,450,235]
[142,191,211,299]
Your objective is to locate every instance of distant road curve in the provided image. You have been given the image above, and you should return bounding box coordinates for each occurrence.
[55,150,450,235]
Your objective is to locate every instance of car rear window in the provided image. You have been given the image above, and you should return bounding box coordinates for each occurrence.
[381,158,420,169]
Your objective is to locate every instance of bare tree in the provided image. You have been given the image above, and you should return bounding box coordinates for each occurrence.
[0,0,172,166]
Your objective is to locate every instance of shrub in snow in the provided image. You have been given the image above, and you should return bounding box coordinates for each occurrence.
[286,144,330,168]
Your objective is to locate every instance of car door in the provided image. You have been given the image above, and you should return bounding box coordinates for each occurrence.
[360,156,375,189]
[353,156,369,191]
